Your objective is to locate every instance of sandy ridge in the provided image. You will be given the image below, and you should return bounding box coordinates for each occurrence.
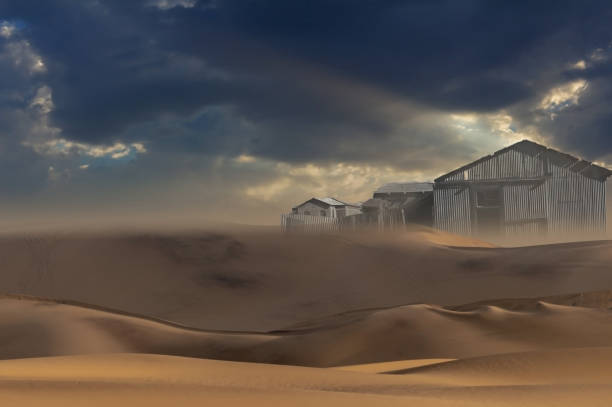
[3,350,612,406]
[3,292,612,367]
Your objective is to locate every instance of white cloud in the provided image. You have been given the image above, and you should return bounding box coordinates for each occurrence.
[0,21,15,38]
[242,159,433,206]
[28,139,148,161]
[22,85,62,145]
[131,142,147,154]
[3,39,46,74]
[234,154,256,163]
[539,79,588,115]
[485,111,542,144]
[445,110,546,166]
[570,60,587,70]
[21,84,147,169]
[29,86,54,114]
[0,20,46,74]
[110,148,131,159]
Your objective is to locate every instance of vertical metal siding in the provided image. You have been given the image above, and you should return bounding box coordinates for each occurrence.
[435,148,606,239]
[464,149,544,181]
[502,182,547,237]
[434,187,471,235]
[542,163,605,236]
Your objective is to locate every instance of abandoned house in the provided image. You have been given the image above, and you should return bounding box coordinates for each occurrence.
[291,197,361,218]
[433,140,612,239]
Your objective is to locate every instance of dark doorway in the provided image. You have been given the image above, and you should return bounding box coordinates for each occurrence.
[474,187,503,236]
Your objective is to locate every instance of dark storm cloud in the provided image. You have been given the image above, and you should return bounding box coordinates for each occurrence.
[0,0,612,192]
[524,48,612,158]
[532,78,612,158]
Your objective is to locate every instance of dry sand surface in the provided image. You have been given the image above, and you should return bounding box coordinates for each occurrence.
[2,350,612,406]
[5,295,612,366]
[1,226,612,331]
[1,226,612,405]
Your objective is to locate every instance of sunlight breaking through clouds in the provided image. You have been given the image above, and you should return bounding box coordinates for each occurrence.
[3,45,150,172]
[22,85,147,165]
[1,1,612,225]
[570,60,587,70]
[539,79,588,117]
[243,160,433,205]
[30,139,148,160]
[234,154,256,164]
[449,111,540,150]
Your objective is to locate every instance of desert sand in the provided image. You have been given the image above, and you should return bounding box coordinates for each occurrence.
[2,226,612,405]
[2,226,612,331]
[3,349,612,407]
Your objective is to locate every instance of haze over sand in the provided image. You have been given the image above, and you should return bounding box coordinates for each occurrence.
[3,226,612,405]
[1,225,612,331]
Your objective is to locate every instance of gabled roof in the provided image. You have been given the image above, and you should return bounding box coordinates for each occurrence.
[317,197,350,206]
[435,140,612,183]
[375,182,433,194]
[293,197,359,209]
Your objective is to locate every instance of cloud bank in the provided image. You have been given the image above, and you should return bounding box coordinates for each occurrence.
[0,1,611,224]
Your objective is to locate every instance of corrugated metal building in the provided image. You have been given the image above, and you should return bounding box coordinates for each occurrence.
[433,140,612,239]
[292,197,361,218]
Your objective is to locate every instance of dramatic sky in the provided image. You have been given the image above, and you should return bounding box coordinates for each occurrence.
[1,0,612,225]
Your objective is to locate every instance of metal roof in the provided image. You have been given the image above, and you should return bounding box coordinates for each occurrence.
[375,182,434,194]
[435,140,612,182]
[316,197,351,206]
[293,197,357,209]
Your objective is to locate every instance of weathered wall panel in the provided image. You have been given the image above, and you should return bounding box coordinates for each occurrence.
[435,145,607,240]
[294,202,334,217]
[281,213,341,233]
[464,149,545,181]
[503,184,541,221]
[433,187,471,235]
[546,164,606,235]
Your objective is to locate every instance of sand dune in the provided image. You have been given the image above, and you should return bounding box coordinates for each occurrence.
[391,347,612,384]
[3,294,612,367]
[2,350,612,406]
[1,228,612,331]
[335,358,455,373]
[3,228,612,405]
[0,296,274,361]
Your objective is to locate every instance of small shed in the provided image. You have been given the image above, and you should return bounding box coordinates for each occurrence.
[292,197,361,218]
[433,140,612,239]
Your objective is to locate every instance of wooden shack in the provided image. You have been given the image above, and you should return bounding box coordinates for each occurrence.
[291,197,361,218]
[433,140,611,239]
[282,197,362,233]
